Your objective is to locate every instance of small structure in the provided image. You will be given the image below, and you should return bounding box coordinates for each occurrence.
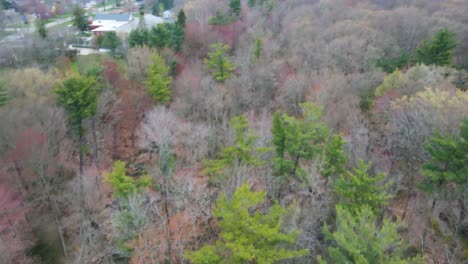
[90,13,132,35]
[116,14,164,34]
[91,13,165,38]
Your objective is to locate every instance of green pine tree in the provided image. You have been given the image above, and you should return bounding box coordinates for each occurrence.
[333,160,391,215]
[229,0,241,17]
[204,42,236,82]
[101,31,121,56]
[185,182,308,264]
[318,205,424,264]
[36,18,47,38]
[0,81,7,106]
[420,118,468,221]
[254,36,262,60]
[272,102,330,182]
[322,134,347,178]
[176,8,186,28]
[104,160,151,198]
[145,53,172,103]
[72,5,89,33]
[203,115,268,186]
[55,76,98,173]
[416,29,458,66]
[128,29,148,47]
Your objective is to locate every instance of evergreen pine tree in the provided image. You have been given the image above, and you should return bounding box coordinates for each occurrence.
[204,115,268,186]
[334,160,391,215]
[204,42,236,82]
[145,53,172,103]
[185,182,308,263]
[416,29,458,66]
[72,5,89,33]
[104,161,151,198]
[128,29,148,47]
[272,102,330,182]
[229,0,241,17]
[55,76,98,173]
[36,18,47,38]
[322,134,347,178]
[420,118,468,221]
[0,81,7,106]
[318,205,423,264]
[254,37,262,60]
[176,8,186,28]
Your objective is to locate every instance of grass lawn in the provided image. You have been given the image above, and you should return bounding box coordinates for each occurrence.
[0,31,14,38]
[95,0,117,8]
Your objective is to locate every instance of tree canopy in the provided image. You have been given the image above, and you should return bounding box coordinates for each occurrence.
[204,42,236,82]
[145,53,172,103]
[185,182,308,263]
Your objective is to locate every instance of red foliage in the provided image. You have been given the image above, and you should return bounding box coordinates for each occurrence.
[275,63,297,86]
[210,20,245,49]
[0,177,34,264]
[22,0,52,18]
[372,90,401,113]
[100,60,153,161]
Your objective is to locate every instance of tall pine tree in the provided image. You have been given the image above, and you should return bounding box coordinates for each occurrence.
[55,76,98,174]
[334,160,391,215]
[185,182,308,263]
[204,42,236,82]
[416,29,458,66]
[318,205,423,264]
[271,102,330,182]
[420,118,468,223]
[204,115,268,187]
[0,81,7,106]
[145,53,172,103]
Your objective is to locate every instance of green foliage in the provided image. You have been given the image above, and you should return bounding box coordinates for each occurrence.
[72,5,89,33]
[416,29,458,66]
[111,194,150,259]
[101,31,121,55]
[377,49,410,73]
[204,42,236,82]
[319,205,424,264]
[375,70,403,97]
[229,0,241,17]
[185,182,308,264]
[359,88,375,112]
[104,161,151,198]
[145,53,172,103]
[334,160,391,215]
[176,8,186,28]
[55,76,98,137]
[148,24,168,49]
[128,24,184,51]
[208,10,234,25]
[322,134,347,178]
[161,0,174,9]
[420,118,468,199]
[0,81,7,106]
[36,18,47,38]
[128,28,148,47]
[248,0,256,7]
[271,102,330,182]
[254,37,262,60]
[204,115,268,185]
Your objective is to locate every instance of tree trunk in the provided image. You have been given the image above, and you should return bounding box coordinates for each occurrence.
[421,198,437,252]
[79,133,84,175]
[458,197,466,226]
[91,117,99,168]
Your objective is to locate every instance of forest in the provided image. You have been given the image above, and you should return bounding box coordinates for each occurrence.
[0,0,467,263]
